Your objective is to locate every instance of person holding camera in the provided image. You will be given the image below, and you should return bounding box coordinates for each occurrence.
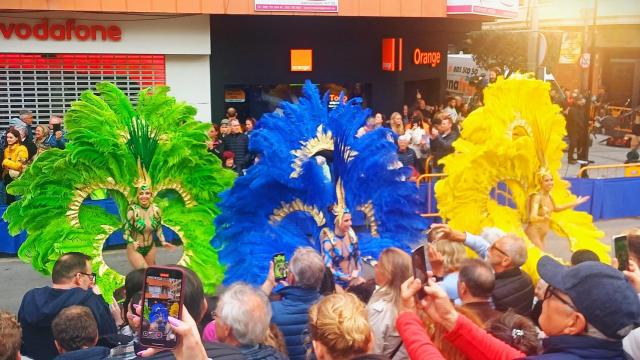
[47,114,67,150]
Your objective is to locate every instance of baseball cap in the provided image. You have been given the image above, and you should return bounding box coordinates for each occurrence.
[221,119,230,125]
[538,255,640,339]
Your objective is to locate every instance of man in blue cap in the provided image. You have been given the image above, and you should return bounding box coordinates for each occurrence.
[535,255,640,358]
[396,255,640,359]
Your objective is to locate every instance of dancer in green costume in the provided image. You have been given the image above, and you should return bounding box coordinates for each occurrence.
[3,82,236,300]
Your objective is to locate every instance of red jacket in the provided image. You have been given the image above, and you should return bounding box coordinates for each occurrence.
[396,312,525,360]
[396,311,445,360]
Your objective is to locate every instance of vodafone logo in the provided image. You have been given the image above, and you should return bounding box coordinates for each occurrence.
[0,19,122,42]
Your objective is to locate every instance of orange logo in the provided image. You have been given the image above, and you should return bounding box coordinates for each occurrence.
[413,49,441,67]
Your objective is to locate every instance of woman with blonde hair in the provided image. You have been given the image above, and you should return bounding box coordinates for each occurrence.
[33,124,51,156]
[389,112,404,136]
[367,247,412,359]
[433,240,467,301]
[309,293,373,360]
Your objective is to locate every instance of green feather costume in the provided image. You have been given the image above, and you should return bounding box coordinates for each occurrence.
[3,82,236,300]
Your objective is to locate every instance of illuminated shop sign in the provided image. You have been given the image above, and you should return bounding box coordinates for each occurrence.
[290,49,313,72]
[0,19,122,41]
[382,38,441,71]
[413,48,441,67]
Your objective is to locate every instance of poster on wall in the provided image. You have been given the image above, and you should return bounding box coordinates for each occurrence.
[255,0,338,12]
[447,0,518,19]
[558,32,583,64]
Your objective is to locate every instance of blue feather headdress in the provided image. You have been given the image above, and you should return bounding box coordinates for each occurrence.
[214,80,427,284]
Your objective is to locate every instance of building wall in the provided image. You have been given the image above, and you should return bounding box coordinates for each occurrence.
[0,0,447,17]
[0,12,212,122]
[210,15,479,120]
[165,55,212,121]
[0,12,210,54]
[483,0,640,30]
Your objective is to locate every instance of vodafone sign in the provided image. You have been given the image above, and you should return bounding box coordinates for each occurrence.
[0,19,122,42]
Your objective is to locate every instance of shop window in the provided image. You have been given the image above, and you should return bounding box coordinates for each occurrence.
[0,54,166,127]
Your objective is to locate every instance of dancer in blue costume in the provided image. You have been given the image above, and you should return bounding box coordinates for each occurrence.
[214,81,427,285]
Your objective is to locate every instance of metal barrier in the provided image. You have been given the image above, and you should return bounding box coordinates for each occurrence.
[577,162,640,178]
[423,155,433,175]
[415,173,446,218]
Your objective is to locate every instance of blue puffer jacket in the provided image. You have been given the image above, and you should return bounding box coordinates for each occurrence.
[270,286,321,360]
[527,335,627,359]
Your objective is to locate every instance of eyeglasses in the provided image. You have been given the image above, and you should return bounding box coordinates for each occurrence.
[78,272,96,282]
[489,243,509,258]
[544,286,578,311]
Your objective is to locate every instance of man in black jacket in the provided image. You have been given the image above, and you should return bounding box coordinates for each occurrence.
[222,119,250,173]
[18,252,118,360]
[487,234,535,316]
[567,96,589,164]
[429,117,458,173]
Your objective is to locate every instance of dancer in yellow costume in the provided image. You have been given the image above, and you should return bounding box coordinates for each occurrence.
[434,75,608,281]
[525,169,590,249]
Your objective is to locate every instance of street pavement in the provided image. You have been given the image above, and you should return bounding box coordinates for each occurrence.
[0,134,637,313]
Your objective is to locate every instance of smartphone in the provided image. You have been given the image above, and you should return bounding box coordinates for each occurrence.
[411,245,432,299]
[613,235,629,271]
[139,266,185,349]
[52,123,62,132]
[273,253,288,282]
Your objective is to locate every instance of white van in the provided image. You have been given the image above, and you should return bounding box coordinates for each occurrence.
[446,54,488,102]
[447,54,563,102]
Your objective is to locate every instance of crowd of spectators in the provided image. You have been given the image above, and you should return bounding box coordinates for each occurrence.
[2,228,639,360]
[0,110,67,205]
[208,94,472,179]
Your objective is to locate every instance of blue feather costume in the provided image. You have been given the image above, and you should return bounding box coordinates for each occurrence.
[214,81,427,285]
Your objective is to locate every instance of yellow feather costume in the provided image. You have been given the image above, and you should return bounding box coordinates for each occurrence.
[434,75,608,281]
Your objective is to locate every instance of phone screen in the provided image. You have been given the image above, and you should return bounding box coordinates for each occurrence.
[614,235,629,271]
[411,245,431,298]
[412,245,427,283]
[273,253,287,282]
[140,267,184,349]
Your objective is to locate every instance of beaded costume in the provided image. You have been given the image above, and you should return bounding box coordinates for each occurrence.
[4,83,236,299]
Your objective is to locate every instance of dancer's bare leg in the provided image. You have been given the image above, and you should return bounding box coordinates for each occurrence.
[144,246,158,267]
[127,245,148,269]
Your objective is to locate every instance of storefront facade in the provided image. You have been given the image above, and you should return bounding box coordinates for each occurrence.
[210,15,480,121]
[0,12,212,126]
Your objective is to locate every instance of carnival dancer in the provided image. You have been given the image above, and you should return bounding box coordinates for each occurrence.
[525,171,589,249]
[214,81,427,285]
[124,174,176,269]
[4,82,235,300]
[320,188,365,288]
[435,75,608,281]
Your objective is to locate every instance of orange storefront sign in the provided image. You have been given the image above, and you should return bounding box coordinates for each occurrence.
[413,48,441,67]
[290,49,313,72]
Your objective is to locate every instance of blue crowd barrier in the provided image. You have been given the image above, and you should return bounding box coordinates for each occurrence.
[415,176,640,222]
[0,198,177,255]
[1,177,639,255]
